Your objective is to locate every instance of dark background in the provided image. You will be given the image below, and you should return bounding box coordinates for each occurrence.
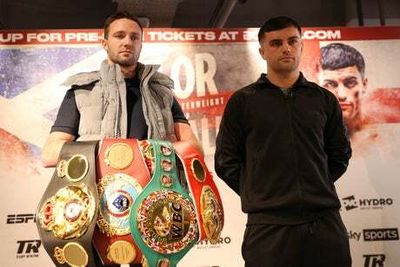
[1,0,399,29]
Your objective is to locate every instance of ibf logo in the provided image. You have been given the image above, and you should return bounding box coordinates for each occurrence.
[16,240,41,259]
[363,228,399,241]
[364,254,385,267]
[342,195,358,210]
[7,214,36,224]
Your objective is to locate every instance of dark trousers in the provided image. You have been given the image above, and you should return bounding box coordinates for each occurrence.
[242,211,351,267]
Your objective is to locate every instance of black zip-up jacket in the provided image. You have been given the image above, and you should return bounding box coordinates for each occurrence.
[215,73,352,224]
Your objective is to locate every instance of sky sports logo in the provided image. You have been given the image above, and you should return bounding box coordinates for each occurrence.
[363,228,399,241]
[341,195,393,211]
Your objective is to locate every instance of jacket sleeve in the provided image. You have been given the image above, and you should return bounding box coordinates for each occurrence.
[214,92,245,195]
[324,95,352,182]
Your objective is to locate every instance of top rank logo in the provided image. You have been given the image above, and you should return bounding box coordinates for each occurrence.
[364,254,385,267]
[341,195,393,211]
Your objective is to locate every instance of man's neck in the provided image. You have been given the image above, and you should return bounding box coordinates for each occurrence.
[120,64,137,79]
[266,70,300,89]
[107,59,137,78]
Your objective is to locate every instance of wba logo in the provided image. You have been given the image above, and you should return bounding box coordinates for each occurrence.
[7,213,36,224]
[16,240,41,259]
[363,254,385,267]
[342,195,393,211]
[363,228,399,241]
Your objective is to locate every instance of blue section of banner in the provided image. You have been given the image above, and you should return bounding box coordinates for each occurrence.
[0,47,101,98]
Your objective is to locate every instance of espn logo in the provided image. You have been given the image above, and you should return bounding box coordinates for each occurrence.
[363,228,399,241]
[7,214,36,224]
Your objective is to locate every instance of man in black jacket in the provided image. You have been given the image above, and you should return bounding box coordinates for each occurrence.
[215,16,352,267]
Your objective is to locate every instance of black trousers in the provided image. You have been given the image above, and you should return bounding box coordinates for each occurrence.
[242,211,351,267]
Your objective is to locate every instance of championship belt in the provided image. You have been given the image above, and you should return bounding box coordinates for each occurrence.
[36,141,99,267]
[129,140,199,267]
[93,138,151,265]
[173,142,224,244]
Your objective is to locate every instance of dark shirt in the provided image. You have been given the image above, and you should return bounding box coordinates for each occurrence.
[51,77,188,139]
[215,73,352,224]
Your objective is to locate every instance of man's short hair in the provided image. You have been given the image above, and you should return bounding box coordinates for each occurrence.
[320,43,366,78]
[103,11,143,39]
[258,16,302,43]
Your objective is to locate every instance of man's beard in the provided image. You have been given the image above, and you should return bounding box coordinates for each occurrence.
[115,56,136,67]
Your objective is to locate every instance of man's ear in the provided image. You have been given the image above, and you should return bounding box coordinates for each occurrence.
[259,47,266,60]
[101,37,108,51]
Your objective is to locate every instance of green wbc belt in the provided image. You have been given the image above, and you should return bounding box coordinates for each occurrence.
[129,139,199,267]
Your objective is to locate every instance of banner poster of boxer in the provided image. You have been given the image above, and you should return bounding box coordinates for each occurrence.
[1,26,400,267]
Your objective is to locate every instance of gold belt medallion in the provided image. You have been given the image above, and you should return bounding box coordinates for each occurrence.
[56,154,89,182]
[106,240,137,264]
[38,185,96,239]
[136,190,198,254]
[97,173,143,236]
[104,143,134,170]
[54,242,88,266]
[200,186,224,244]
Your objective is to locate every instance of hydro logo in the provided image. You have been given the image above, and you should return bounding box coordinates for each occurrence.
[341,195,393,211]
[363,254,385,267]
[342,195,358,211]
[197,236,232,247]
[363,228,399,241]
[16,240,41,259]
[7,214,36,224]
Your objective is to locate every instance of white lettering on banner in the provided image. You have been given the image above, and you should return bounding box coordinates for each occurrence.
[26,32,62,43]
[218,31,239,41]
[171,53,218,98]
[180,96,225,110]
[195,53,218,97]
[243,30,258,41]
[64,32,100,42]
[302,30,341,40]
[0,33,24,43]
[147,31,216,41]
[189,115,222,156]
[171,56,196,98]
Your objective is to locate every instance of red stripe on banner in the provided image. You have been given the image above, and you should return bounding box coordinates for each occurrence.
[0,29,103,45]
[303,26,400,41]
[364,88,400,124]
[1,27,399,45]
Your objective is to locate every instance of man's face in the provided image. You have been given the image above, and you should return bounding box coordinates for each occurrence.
[259,26,303,74]
[318,65,367,122]
[102,18,142,67]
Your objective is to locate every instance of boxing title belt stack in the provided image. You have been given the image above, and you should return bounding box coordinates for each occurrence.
[37,138,224,267]
[36,141,99,267]
[93,138,150,265]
